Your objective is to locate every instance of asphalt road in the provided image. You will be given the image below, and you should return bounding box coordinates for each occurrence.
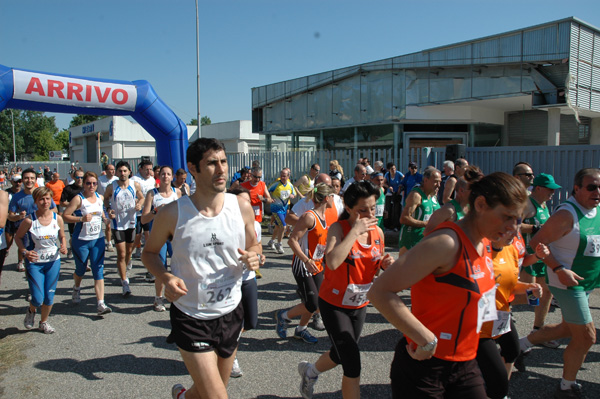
[1,229,600,399]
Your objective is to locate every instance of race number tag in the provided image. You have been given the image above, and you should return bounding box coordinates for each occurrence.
[342,283,372,307]
[375,204,384,217]
[83,215,102,237]
[477,286,498,332]
[424,213,432,222]
[199,276,236,310]
[117,193,134,211]
[312,244,326,261]
[584,235,600,257]
[37,246,59,262]
[491,311,511,337]
[280,190,290,201]
[252,205,261,216]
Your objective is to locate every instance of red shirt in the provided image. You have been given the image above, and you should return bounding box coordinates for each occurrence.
[241,180,267,222]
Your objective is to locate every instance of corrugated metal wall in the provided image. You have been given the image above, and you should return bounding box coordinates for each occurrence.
[569,22,600,112]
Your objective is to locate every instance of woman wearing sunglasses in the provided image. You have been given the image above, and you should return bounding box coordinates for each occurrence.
[519,168,600,398]
[62,171,112,316]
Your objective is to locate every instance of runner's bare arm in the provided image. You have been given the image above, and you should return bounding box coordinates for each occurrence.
[423,204,454,236]
[288,212,319,273]
[442,176,457,204]
[134,182,144,211]
[56,215,68,254]
[237,195,262,271]
[0,191,7,229]
[140,190,155,224]
[399,190,425,227]
[325,215,378,270]
[62,195,83,224]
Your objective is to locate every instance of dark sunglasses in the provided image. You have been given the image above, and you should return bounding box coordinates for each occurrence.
[75,176,84,180]
[252,174,261,179]
[518,173,534,177]
[85,182,98,186]
[584,184,600,192]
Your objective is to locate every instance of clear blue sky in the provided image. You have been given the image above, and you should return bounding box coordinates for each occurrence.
[1,0,599,131]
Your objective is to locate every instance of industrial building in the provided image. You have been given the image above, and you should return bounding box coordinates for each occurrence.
[251,17,600,162]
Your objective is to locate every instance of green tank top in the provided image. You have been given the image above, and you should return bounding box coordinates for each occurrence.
[449,199,465,221]
[399,187,440,249]
[376,187,385,227]
[524,197,550,265]
[566,202,600,291]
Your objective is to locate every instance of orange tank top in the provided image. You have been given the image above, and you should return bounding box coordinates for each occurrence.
[480,244,519,339]
[241,180,266,222]
[292,210,328,274]
[408,222,495,362]
[319,219,384,309]
[512,230,526,269]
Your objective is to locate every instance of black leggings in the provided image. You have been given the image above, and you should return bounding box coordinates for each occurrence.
[318,298,367,378]
[476,319,519,399]
[293,271,323,313]
[241,278,258,331]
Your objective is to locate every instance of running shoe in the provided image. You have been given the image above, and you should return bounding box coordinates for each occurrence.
[39,321,55,334]
[312,313,326,331]
[255,269,263,279]
[171,384,186,399]
[154,297,166,312]
[275,309,290,339]
[554,382,584,399]
[145,272,156,283]
[106,243,115,252]
[72,286,81,304]
[294,328,318,344]
[17,261,25,272]
[275,243,285,254]
[126,261,133,271]
[267,240,275,250]
[67,248,72,258]
[132,248,142,259]
[24,308,35,329]
[230,357,243,378]
[530,329,561,349]
[122,281,132,297]
[97,303,112,316]
[298,361,318,399]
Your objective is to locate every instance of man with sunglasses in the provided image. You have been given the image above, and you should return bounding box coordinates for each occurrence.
[519,168,600,398]
[294,164,320,201]
[513,162,535,190]
[399,161,423,206]
[8,169,58,272]
[340,164,367,196]
[241,167,272,223]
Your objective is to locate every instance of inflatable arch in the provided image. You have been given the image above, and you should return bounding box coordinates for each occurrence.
[0,64,188,172]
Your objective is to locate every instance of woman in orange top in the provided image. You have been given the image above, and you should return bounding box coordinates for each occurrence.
[368,172,529,398]
[276,183,335,344]
[476,230,546,399]
[298,181,393,399]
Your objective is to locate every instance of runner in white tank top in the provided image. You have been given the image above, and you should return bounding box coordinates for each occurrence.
[62,172,112,316]
[15,187,67,334]
[141,166,181,311]
[141,139,262,399]
[103,161,144,298]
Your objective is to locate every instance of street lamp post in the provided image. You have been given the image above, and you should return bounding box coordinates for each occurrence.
[10,109,16,162]
[195,0,201,138]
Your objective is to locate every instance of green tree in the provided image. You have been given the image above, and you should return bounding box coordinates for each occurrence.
[55,130,70,152]
[69,114,106,128]
[32,129,61,161]
[0,109,59,161]
[189,116,211,126]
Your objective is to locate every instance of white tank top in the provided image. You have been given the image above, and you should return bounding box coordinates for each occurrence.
[171,194,245,320]
[28,213,60,263]
[76,192,105,241]
[111,180,137,231]
[151,187,178,209]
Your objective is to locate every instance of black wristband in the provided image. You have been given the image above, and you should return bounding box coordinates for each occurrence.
[552,265,565,273]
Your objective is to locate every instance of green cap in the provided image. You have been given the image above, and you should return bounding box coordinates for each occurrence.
[533,173,561,190]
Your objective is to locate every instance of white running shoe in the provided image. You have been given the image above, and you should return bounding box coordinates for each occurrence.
[230,357,243,378]
[72,286,81,304]
[312,313,326,331]
[145,272,156,283]
[267,240,275,250]
[122,281,132,297]
[24,309,35,329]
[275,243,285,254]
[154,297,166,312]
[126,261,133,271]
[97,303,112,316]
[298,361,318,399]
[39,321,55,334]
[106,243,115,252]
[171,384,186,399]
[17,262,25,272]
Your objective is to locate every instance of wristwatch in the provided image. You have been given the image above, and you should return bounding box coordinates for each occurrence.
[151,209,157,215]
[419,336,438,352]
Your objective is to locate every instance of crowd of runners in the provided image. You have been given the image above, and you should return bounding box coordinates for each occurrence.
[0,139,599,399]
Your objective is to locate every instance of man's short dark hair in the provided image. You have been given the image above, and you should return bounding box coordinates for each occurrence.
[512,161,532,176]
[187,138,225,170]
[22,168,36,178]
[139,159,153,169]
[116,161,131,171]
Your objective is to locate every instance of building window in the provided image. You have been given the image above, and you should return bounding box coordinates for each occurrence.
[579,124,590,143]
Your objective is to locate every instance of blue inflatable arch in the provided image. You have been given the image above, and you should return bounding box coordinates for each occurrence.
[0,64,188,171]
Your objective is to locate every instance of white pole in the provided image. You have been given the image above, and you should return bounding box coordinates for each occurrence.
[195,0,201,137]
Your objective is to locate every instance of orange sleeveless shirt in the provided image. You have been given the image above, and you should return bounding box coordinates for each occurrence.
[408,222,495,362]
[319,219,384,309]
[241,180,267,222]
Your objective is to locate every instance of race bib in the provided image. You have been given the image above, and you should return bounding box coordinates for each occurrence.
[342,283,372,307]
[117,193,134,211]
[477,286,498,333]
[37,246,59,262]
[491,311,511,337]
[83,215,102,237]
[584,235,600,257]
[375,204,384,217]
[312,244,326,261]
[252,205,261,216]
[280,190,290,201]
[199,276,237,310]
[424,213,431,222]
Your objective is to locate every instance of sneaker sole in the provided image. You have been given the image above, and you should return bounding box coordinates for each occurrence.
[293,334,318,344]
[123,291,132,298]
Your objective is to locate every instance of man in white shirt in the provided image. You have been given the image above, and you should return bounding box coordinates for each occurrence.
[98,164,118,251]
[340,164,367,195]
[131,160,156,258]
